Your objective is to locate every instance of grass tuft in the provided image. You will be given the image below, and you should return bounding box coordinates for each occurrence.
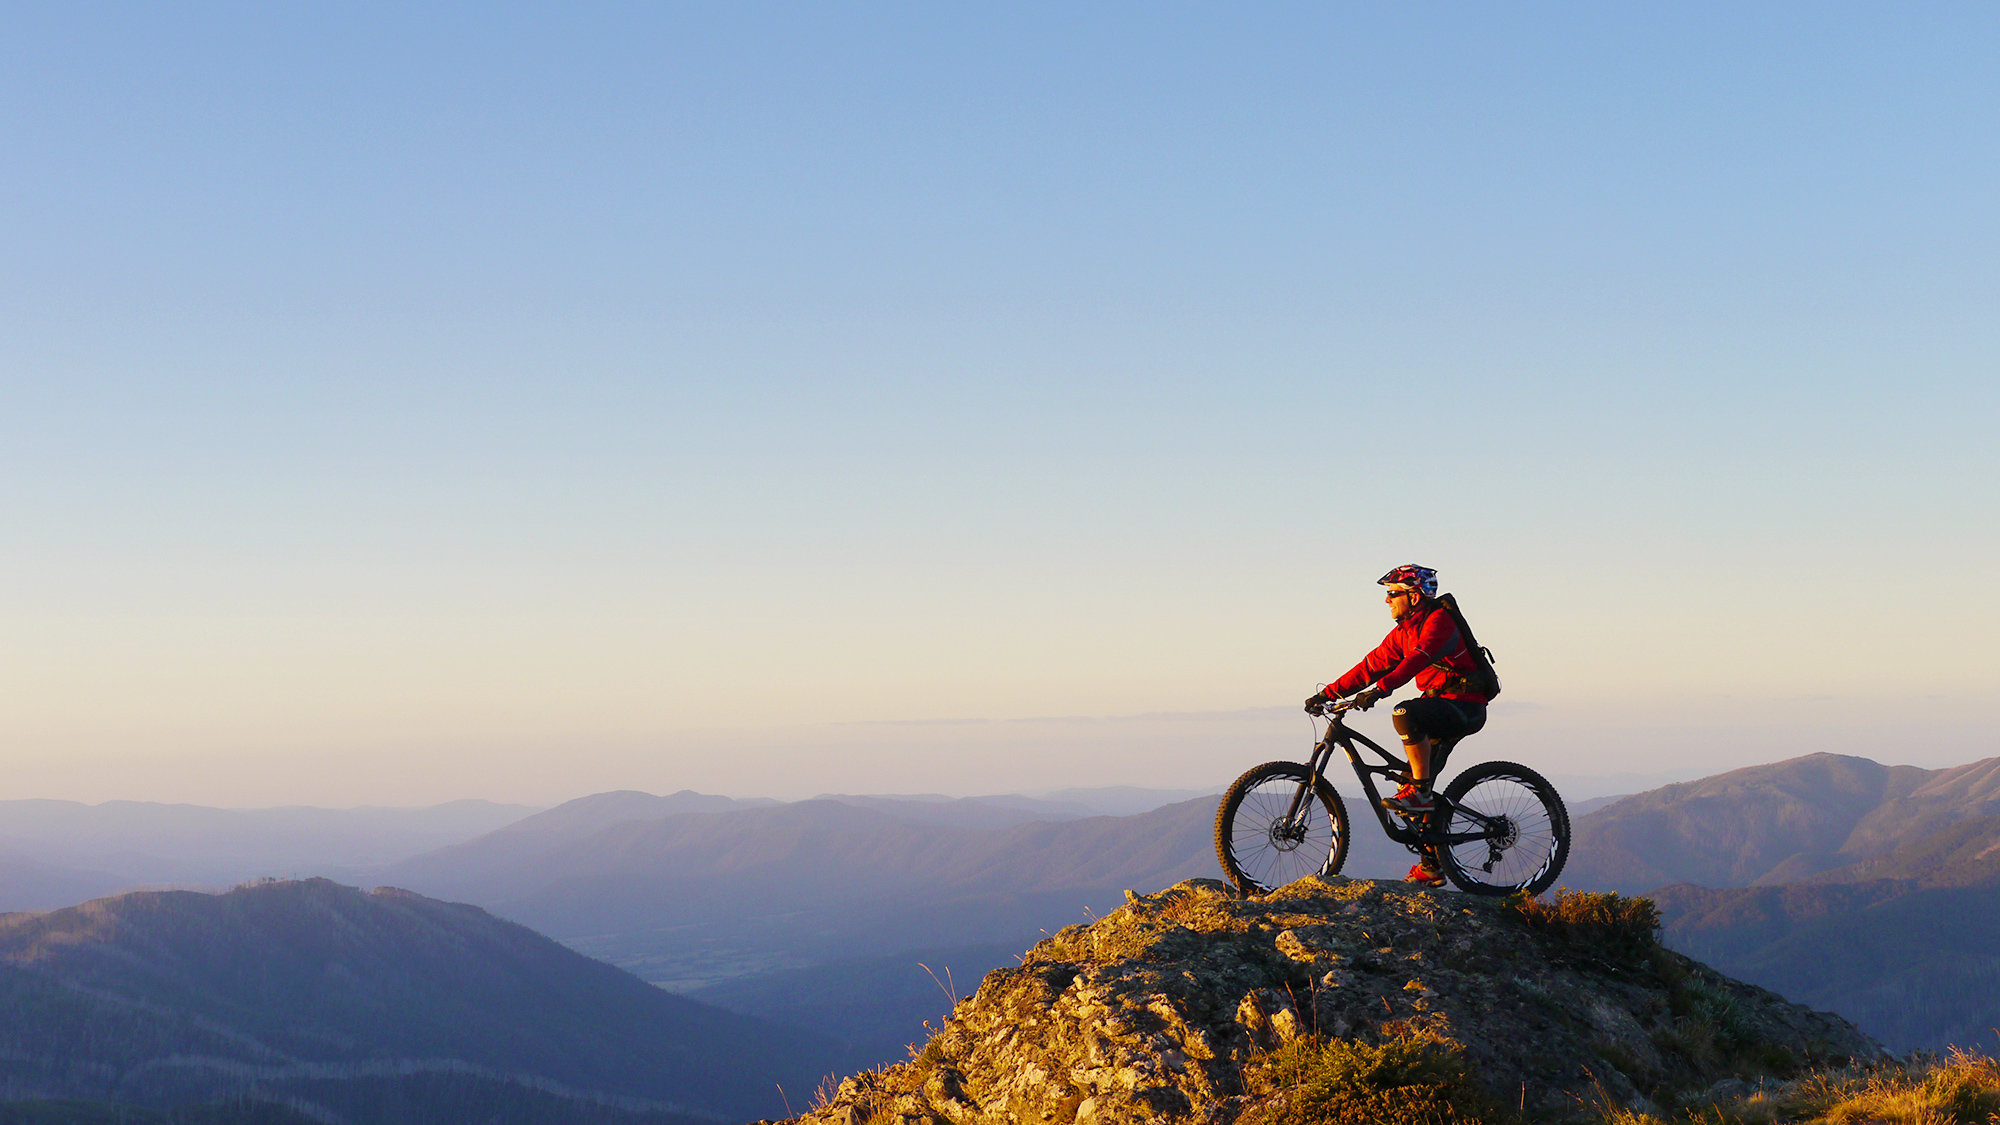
[1594,1047,2000,1124]
[1147,885,1230,930]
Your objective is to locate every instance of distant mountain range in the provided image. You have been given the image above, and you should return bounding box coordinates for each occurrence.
[1553,751,2000,1051]
[1563,754,2000,892]
[0,878,849,1122]
[372,785,1430,1062]
[409,753,1998,1056]
[0,798,543,908]
[13,757,1997,1066]
[0,787,1215,915]
[380,796,1241,988]
[0,785,1255,1106]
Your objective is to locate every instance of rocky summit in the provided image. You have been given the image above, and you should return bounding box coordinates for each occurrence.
[788,877,1884,1125]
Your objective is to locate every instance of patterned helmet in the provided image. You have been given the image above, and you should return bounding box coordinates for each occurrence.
[1377,564,1438,598]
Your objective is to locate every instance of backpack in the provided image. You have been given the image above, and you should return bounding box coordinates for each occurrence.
[1434,592,1501,700]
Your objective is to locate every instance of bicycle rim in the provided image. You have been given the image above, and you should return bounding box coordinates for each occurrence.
[1217,763,1347,894]
[1437,766,1566,895]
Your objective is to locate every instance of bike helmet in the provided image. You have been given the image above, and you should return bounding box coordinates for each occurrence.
[1377,564,1438,598]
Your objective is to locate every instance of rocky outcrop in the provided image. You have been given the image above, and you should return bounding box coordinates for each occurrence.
[787,876,1883,1124]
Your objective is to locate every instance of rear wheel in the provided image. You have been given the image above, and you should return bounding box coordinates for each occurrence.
[1214,761,1349,896]
[1434,760,1568,895]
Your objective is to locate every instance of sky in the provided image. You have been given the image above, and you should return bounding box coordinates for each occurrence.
[3,3,1996,806]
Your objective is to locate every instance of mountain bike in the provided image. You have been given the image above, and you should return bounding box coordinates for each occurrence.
[1213,696,1569,896]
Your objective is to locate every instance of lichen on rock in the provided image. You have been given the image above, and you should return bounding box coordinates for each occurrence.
[781,876,1884,1125]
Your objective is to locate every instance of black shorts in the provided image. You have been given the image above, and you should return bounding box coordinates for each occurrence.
[1391,697,1488,765]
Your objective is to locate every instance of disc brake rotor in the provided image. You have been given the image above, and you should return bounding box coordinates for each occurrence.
[1267,817,1307,852]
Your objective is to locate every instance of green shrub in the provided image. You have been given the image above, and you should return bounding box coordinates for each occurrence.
[1653,973,1769,1080]
[1248,1031,1495,1125]
[1507,890,1661,964]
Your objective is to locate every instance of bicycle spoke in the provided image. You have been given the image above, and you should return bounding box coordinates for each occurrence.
[1441,770,1562,892]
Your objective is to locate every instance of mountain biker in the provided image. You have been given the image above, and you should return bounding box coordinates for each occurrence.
[1303,564,1491,887]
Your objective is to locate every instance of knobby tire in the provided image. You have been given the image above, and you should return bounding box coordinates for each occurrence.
[1214,761,1350,896]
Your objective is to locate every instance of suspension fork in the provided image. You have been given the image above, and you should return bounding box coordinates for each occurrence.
[1280,722,1341,825]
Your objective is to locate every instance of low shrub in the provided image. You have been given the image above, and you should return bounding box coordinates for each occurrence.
[1656,976,1756,1070]
[1507,889,1661,964]
[1247,1030,1498,1125]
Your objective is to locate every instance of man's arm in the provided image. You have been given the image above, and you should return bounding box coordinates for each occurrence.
[1325,629,1406,697]
[1370,610,1461,694]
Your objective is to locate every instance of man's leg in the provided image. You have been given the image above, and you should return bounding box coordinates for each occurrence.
[1383,703,1440,825]
[1391,698,1483,887]
[1389,704,1444,883]
[1391,704,1433,788]
[1405,736,1433,786]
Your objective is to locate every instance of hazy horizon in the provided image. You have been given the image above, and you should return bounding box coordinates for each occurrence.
[5,4,1995,807]
[0,735,1961,809]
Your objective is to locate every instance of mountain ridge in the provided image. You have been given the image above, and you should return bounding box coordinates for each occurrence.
[1563,751,2000,893]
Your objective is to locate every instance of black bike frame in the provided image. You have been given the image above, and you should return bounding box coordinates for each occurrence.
[1284,708,1502,852]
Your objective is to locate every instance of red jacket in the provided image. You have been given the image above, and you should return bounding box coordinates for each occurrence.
[1328,602,1490,704]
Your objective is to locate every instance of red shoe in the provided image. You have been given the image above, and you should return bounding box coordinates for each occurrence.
[1405,862,1446,887]
[1381,783,1435,815]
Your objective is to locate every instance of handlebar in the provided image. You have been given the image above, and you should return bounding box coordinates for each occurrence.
[1310,692,1383,717]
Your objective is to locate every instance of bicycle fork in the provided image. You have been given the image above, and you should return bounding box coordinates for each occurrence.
[1275,739,1336,837]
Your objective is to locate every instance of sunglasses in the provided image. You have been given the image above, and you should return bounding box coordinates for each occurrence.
[1384,588,1414,599]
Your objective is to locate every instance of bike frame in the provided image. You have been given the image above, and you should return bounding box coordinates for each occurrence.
[1285,703,1506,853]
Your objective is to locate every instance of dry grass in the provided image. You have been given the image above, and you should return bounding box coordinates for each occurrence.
[804,1067,905,1125]
[1508,889,1661,963]
[1146,884,1234,930]
[1596,1047,2000,1125]
[1798,1049,2000,1125]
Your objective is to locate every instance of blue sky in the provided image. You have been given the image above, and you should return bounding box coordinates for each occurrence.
[3,3,1995,804]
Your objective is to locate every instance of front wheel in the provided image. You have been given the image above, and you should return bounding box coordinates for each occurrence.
[1214,761,1350,896]
[1434,760,1569,896]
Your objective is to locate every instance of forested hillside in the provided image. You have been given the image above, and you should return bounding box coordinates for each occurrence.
[1559,752,2000,1051]
[1654,880,2000,1052]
